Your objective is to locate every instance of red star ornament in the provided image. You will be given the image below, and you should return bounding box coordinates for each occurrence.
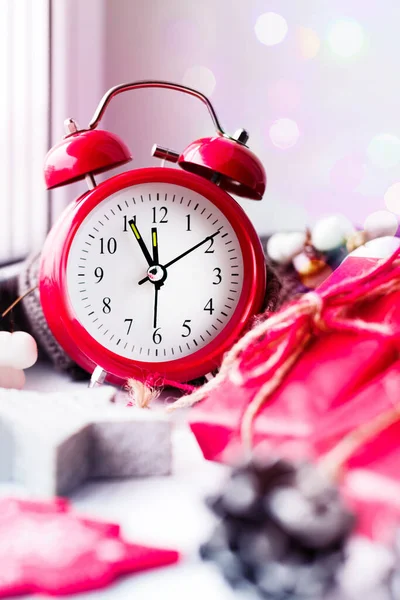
[0,497,179,597]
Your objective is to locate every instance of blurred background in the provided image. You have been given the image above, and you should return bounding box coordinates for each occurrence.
[2,0,400,262]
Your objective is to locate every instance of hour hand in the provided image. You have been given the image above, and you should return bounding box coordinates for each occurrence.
[128,219,153,267]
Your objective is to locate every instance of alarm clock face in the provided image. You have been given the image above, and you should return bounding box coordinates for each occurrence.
[40,168,266,382]
[66,182,244,362]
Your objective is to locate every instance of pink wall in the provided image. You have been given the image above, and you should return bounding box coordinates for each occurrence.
[95,1,400,233]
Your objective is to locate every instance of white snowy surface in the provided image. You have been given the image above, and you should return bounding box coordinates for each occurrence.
[0,364,394,600]
[0,363,237,600]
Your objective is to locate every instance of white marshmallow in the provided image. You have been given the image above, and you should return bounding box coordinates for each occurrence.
[267,231,306,264]
[9,331,38,369]
[364,210,398,240]
[0,366,25,389]
[284,231,307,259]
[312,214,354,252]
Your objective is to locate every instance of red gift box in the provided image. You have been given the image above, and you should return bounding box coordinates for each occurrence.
[188,253,400,464]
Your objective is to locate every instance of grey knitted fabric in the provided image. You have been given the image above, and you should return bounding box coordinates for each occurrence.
[17,253,78,373]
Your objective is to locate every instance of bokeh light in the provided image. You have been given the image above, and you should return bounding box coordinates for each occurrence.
[384,182,400,214]
[329,155,366,190]
[267,80,301,113]
[269,118,300,150]
[367,134,400,169]
[296,26,321,60]
[327,19,364,58]
[364,210,398,236]
[182,66,216,97]
[255,12,288,46]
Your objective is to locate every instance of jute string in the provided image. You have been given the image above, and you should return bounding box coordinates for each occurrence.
[319,400,400,481]
[169,249,400,453]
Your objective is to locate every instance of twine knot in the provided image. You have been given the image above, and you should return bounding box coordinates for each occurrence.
[169,249,400,432]
[304,292,327,333]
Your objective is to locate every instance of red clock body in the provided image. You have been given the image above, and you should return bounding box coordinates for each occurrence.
[39,167,266,383]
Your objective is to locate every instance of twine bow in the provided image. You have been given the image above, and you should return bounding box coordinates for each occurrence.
[169,248,400,451]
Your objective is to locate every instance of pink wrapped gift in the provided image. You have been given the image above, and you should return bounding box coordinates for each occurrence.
[188,250,400,464]
[311,361,400,544]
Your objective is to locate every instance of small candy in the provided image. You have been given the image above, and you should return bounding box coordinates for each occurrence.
[346,230,368,253]
[293,253,333,288]
[9,331,38,369]
[292,252,327,277]
[312,215,354,252]
[364,210,398,240]
[0,366,25,390]
[267,231,307,265]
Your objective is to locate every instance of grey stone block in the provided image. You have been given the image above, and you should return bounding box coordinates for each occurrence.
[0,386,172,496]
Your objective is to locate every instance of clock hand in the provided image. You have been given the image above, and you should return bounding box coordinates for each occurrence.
[152,227,161,328]
[164,229,221,269]
[152,227,159,265]
[128,219,154,267]
[153,282,160,329]
[138,230,221,285]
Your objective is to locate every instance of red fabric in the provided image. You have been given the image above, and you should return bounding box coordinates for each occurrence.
[311,362,400,544]
[189,255,400,463]
[0,497,179,597]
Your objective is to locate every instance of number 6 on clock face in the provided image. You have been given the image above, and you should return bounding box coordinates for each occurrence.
[40,168,266,383]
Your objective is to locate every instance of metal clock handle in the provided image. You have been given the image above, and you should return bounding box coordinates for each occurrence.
[88,80,226,135]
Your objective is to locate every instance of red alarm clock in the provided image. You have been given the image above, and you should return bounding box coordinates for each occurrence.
[40,81,266,386]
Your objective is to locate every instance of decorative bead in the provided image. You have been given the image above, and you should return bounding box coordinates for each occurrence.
[9,331,38,369]
[267,232,307,265]
[0,366,25,390]
[311,215,354,252]
[300,265,333,289]
[292,252,327,277]
[363,210,398,241]
[324,245,349,269]
[293,252,332,289]
[346,230,368,253]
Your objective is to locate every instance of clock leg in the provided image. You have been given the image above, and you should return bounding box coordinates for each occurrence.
[204,372,215,382]
[89,365,107,388]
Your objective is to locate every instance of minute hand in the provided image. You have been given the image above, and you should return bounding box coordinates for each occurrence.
[138,230,221,286]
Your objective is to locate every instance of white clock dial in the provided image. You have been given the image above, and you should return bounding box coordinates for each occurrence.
[66,182,244,362]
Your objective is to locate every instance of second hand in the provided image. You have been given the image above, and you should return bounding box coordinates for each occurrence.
[153,283,160,328]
